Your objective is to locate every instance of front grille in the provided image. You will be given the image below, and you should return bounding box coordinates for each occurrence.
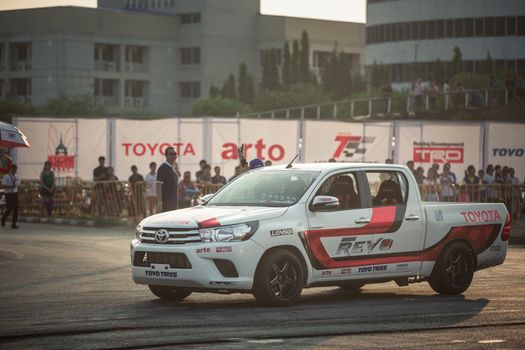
[133,251,192,269]
[139,227,201,245]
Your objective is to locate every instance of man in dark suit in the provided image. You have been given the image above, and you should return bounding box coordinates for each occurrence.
[156,147,179,212]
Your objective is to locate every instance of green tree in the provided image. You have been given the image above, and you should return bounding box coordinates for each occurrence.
[431,58,445,84]
[451,46,463,77]
[282,42,292,86]
[209,85,220,98]
[300,30,310,83]
[335,52,352,99]
[352,72,366,94]
[321,49,338,94]
[43,95,104,115]
[267,48,280,91]
[290,40,301,85]
[238,63,255,104]
[479,51,494,75]
[192,97,250,116]
[221,73,237,99]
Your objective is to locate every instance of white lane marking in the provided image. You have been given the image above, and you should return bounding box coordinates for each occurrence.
[246,339,284,344]
[450,340,466,343]
[478,339,506,344]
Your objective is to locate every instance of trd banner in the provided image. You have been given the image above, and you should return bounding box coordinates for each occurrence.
[395,121,484,176]
[14,118,106,180]
[303,121,393,163]
[485,122,525,177]
[114,118,203,180]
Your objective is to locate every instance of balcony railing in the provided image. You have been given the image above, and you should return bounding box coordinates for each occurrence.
[240,88,525,120]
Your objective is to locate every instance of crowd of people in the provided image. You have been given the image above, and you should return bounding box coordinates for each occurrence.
[403,159,524,219]
[87,145,272,215]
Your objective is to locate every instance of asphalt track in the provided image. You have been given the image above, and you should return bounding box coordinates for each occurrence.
[0,224,523,349]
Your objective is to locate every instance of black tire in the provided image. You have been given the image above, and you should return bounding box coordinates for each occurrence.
[253,249,304,306]
[337,282,365,292]
[429,241,475,295]
[148,285,192,301]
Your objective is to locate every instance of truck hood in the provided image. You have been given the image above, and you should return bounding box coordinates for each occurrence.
[141,206,288,228]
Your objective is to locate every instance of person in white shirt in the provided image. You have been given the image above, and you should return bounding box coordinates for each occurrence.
[1,164,20,229]
[144,162,158,216]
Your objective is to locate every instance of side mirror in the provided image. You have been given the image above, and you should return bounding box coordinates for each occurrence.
[310,195,339,211]
[200,193,214,204]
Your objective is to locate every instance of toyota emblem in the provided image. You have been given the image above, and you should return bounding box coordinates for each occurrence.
[154,229,170,244]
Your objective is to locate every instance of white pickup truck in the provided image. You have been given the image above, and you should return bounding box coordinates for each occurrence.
[130,163,510,306]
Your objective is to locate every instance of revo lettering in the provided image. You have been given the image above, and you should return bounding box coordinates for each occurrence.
[336,237,393,256]
[413,147,464,163]
[460,210,502,223]
[492,148,524,157]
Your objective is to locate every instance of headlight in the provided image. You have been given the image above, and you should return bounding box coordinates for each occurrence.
[199,221,259,243]
[135,224,142,239]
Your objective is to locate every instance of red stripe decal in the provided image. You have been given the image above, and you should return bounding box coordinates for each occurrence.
[304,206,398,268]
[198,217,221,228]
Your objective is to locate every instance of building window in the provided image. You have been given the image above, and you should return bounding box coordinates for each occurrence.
[436,20,445,38]
[11,78,31,98]
[465,18,474,37]
[94,78,118,97]
[495,17,506,36]
[507,17,516,36]
[446,19,454,37]
[313,51,332,68]
[475,18,484,36]
[180,81,200,98]
[519,16,525,36]
[485,17,495,36]
[181,13,201,24]
[95,44,118,62]
[454,18,464,37]
[125,46,146,63]
[180,47,200,65]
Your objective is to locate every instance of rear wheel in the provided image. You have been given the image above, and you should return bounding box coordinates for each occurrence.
[253,249,304,306]
[148,285,192,301]
[429,242,475,295]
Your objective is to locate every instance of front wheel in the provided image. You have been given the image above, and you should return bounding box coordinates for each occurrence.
[429,242,475,295]
[148,285,192,301]
[253,249,304,306]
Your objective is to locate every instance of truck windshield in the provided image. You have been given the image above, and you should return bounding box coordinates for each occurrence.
[207,170,320,207]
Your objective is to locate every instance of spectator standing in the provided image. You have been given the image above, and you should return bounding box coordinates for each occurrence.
[463,165,481,202]
[106,166,118,181]
[195,159,207,182]
[178,171,200,209]
[406,160,417,178]
[39,161,55,217]
[199,164,212,183]
[440,163,457,202]
[157,147,179,212]
[128,165,144,184]
[382,83,393,113]
[211,166,227,185]
[229,166,242,182]
[484,164,497,202]
[415,167,425,185]
[0,149,13,174]
[508,168,521,220]
[423,168,439,202]
[264,160,273,167]
[145,162,158,215]
[443,80,450,109]
[414,79,424,110]
[1,164,20,229]
[431,163,440,178]
[505,74,515,101]
[93,156,108,181]
[428,80,439,111]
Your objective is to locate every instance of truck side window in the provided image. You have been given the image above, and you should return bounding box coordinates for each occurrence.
[316,172,361,210]
[366,171,408,206]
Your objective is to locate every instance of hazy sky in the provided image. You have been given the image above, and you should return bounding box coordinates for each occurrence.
[0,0,366,23]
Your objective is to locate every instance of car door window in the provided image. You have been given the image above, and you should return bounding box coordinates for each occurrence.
[366,171,408,207]
[315,172,361,210]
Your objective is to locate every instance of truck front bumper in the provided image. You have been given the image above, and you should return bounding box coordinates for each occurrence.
[130,239,264,291]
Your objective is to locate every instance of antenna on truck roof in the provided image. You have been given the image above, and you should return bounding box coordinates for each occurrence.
[286,154,299,169]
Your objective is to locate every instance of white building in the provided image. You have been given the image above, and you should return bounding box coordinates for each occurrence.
[0,0,365,115]
[365,0,525,86]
